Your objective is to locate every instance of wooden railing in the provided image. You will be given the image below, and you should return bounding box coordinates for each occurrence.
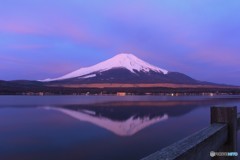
[141,106,239,160]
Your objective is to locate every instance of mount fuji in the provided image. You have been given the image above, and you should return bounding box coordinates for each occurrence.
[42,53,207,85]
[1,53,238,95]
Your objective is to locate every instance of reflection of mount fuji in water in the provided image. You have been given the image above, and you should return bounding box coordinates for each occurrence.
[43,97,240,136]
[45,106,168,136]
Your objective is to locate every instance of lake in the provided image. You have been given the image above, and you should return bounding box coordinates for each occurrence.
[0,95,240,160]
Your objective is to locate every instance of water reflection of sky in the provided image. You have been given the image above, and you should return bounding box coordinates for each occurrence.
[0,95,240,160]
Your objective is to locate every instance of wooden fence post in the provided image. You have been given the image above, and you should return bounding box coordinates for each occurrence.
[211,106,237,160]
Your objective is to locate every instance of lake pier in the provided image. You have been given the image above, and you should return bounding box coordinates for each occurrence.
[141,106,239,160]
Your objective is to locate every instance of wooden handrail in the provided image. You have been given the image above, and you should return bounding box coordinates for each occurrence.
[141,106,238,160]
[141,124,227,160]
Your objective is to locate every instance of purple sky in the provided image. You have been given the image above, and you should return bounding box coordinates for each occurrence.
[0,0,240,85]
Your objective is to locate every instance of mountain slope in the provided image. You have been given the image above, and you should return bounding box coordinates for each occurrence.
[41,53,217,85]
[41,53,168,82]
[46,68,203,84]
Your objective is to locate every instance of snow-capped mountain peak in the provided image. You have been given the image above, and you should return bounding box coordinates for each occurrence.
[41,53,168,82]
[108,53,168,73]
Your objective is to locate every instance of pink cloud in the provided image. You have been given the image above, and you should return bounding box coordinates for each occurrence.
[39,62,80,75]
[0,56,81,80]
[6,44,49,50]
[0,12,110,49]
[0,55,25,64]
[55,19,110,49]
[0,21,42,35]
[190,47,240,66]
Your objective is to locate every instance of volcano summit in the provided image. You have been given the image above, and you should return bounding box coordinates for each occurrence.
[42,53,207,85]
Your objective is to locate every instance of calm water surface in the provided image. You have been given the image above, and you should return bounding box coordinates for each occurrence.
[0,95,240,160]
